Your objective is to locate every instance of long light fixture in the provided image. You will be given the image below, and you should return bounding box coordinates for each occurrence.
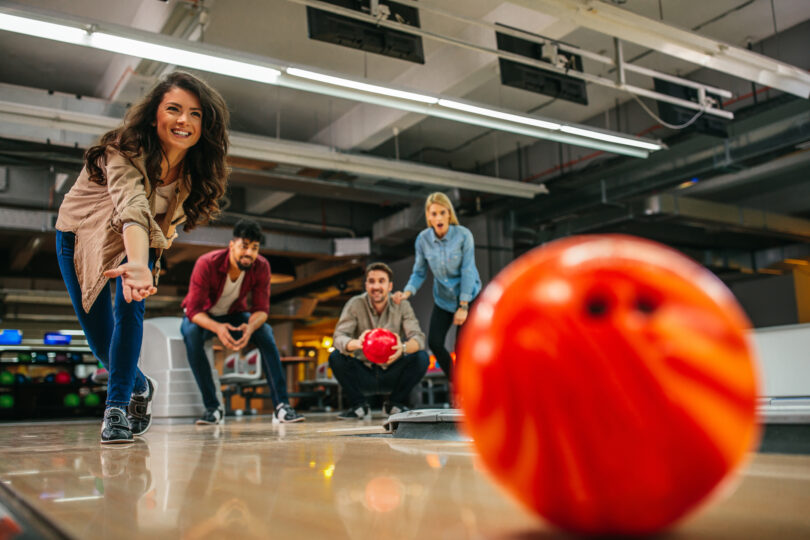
[438,99,561,131]
[286,67,438,104]
[0,7,664,158]
[0,12,281,84]
[559,126,662,151]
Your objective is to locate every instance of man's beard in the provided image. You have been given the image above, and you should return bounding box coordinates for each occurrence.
[237,259,254,271]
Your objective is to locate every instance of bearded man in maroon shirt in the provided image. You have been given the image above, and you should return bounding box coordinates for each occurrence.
[180,219,304,425]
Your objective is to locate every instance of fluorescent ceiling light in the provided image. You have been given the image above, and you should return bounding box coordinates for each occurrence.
[560,125,662,151]
[438,99,561,131]
[0,13,280,84]
[0,13,85,42]
[287,68,438,104]
[92,34,280,83]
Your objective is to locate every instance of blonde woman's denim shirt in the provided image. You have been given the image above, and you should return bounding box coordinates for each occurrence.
[403,224,481,313]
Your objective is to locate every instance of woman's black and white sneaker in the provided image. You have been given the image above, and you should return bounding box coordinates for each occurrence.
[196,407,224,425]
[337,403,370,420]
[273,403,305,423]
[101,407,134,444]
[128,374,158,436]
[383,402,410,416]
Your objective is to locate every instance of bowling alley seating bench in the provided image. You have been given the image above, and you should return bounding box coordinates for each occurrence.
[297,365,343,411]
[219,356,328,415]
[417,371,449,406]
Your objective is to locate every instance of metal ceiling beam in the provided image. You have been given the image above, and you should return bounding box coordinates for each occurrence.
[642,194,810,241]
[230,132,548,198]
[229,167,425,205]
[679,149,810,197]
[175,226,334,257]
[514,97,810,224]
[245,190,295,215]
[513,0,810,99]
[0,99,547,199]
[529,193,810,246]
[0,207,340,256]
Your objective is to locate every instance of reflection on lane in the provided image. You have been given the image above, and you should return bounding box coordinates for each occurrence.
[0,418,540,539]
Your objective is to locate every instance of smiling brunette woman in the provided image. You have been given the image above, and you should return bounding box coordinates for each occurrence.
[392,192,481,383]
[55,71,230,444]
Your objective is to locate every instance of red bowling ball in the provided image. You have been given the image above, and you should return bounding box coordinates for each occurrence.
[457,234,760,536]
[54,371,72,385]
[362,328,399,364]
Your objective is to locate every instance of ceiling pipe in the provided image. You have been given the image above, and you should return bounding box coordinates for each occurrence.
[0,99,547,199]
[222,211,356,238]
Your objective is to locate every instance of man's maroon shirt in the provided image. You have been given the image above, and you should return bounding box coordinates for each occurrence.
[181,249,272,321]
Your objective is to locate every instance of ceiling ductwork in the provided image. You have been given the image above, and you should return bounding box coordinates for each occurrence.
[0,93,547,199]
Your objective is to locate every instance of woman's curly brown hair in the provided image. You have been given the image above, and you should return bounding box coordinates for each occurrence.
[84,71,230,230]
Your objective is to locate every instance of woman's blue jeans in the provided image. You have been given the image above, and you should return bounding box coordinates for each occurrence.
[56,230,151,408]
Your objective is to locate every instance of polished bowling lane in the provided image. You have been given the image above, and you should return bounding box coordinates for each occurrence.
[0,415,809,539]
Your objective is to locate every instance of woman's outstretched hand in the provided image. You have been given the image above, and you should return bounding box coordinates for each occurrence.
[104,263,157,302]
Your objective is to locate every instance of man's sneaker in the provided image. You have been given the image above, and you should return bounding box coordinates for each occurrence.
[273,403,305,424]
[196,406,224,425]
[101,407,133,444]
[383,402,410,416]
[337,403,370,420]
[128,374,158,436]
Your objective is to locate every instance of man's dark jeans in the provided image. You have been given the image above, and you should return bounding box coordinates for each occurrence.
[328,349,429,407]
[181,313,290,410]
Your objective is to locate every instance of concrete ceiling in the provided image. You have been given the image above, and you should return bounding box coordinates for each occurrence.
[0,0,809,323]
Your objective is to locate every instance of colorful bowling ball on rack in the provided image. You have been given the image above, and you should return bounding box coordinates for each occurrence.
[14,374,29,384]
[84,393,101,407]
[457,234,760,536]
[0,394,13,409]
[362,328,399,364]
[0,371,13,385]
[63,393,80,408]
[54,352,68,363]
[54,372,72,385]
[17,352,31,363]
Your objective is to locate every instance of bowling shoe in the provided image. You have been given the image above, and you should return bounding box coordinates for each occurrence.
[101,406,134,444]
[196,406,224,425]
[273,403,305,423]
[337,403,370,420]
[128,374,158,436]
[383,402,410,416]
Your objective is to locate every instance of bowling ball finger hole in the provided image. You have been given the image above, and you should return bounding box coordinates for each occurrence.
[584,295,611,318]
[635,295,659,315]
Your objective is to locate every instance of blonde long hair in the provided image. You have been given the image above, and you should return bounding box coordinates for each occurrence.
[424,192,460,228]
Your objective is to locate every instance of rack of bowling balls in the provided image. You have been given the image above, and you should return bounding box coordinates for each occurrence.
[0,348,106,420]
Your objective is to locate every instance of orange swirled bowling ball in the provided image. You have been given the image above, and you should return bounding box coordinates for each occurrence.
[456,235,759,535]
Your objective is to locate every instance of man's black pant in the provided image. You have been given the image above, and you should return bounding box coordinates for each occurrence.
[328,349,429,408]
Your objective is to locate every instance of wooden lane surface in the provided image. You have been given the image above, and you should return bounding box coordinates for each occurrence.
[0,416,808,539]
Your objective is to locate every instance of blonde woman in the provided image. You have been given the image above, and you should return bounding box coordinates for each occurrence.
[392,193,481,380]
